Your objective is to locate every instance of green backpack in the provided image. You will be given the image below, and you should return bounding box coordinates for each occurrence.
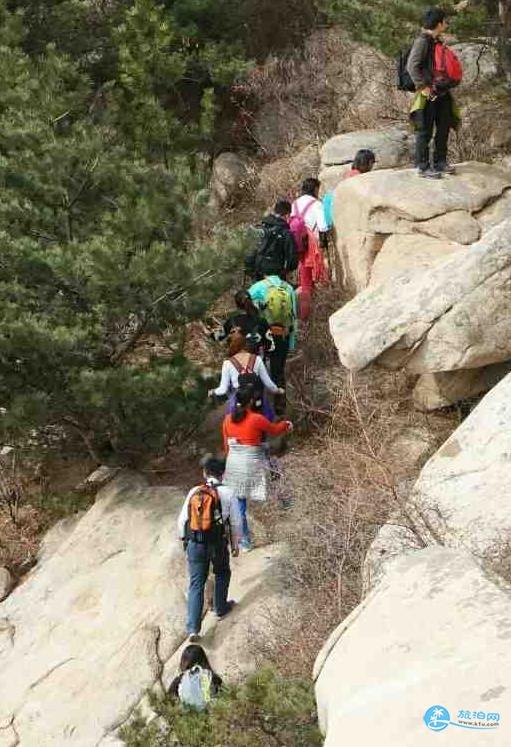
[263,280,293,330]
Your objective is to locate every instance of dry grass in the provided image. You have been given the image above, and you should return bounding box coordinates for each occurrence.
[0,452,95,583]
[248,287,456,676]
[240,27,409,161]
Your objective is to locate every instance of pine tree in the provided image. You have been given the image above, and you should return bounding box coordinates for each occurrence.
[0,0,243,463]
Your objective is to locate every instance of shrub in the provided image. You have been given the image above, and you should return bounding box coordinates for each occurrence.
[119,666,322,746]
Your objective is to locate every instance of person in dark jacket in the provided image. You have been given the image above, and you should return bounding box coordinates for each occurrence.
[254,200,298,280]
[209,290,274,357]
[407,7,456,179]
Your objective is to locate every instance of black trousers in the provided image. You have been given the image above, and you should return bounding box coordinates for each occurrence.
[414,93,452,170]
[269,334,289,415]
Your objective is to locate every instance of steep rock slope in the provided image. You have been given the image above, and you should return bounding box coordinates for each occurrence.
[329,204,511,408]
[365,370,511,584]
[0,473,285,746]
[314,547,511,746]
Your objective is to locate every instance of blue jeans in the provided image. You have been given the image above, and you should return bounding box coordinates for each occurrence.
[186,539,231,635]
[238,497,251,546]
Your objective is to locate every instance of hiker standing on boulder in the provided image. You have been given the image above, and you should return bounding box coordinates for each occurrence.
[178,456,242,643]
[248,272,298,416]
[407,7,462,178]
[291,178,329,320]
[245,200,298,281]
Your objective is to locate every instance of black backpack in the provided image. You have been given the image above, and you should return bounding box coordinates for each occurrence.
[230,354,264,410]
[396,47,416,92]
[244,223,288,277]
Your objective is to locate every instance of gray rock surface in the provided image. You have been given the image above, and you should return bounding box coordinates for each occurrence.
[321,125,411,168]
[366,372,511,584]
[210,152,252,208]
[454,41,499,88]
[315,547,511,746]
[330,218,511,374]
[477,188,511,233]
[369,234,465,287]
[332,161,511,293]
[413,362,511,411]
[0,473,286,745]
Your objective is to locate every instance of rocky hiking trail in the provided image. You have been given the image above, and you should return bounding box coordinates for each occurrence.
[0,473,288,747]
[4,76,511,743]
[0,280,458,746]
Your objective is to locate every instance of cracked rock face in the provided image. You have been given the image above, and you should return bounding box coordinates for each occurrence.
[329,202,511,407]
[330,216,511,373]
[364,372,511,586]
[314,547,511,746]
[0,473,287,746]
[0,473,187,747]
[332,161,511,294]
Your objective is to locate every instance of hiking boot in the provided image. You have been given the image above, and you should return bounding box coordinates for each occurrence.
[188,633,201,643]
[417,167,443,179]
[216,600,236,619]
[436,162,456,175]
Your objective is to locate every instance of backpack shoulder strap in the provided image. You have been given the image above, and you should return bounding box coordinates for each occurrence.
[229,355,244,373]
[246,354,257,374]
[299,197,316,220]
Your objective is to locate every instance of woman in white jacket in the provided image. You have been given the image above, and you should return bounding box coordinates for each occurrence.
[208,330,282,420]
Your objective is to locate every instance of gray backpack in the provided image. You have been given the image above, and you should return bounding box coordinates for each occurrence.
[178,665,213,710]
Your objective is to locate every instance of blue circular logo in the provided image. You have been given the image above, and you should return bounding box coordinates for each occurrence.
[424,705,451,732]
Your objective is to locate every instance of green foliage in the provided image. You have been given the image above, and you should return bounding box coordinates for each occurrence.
[0,0,245,463]
[318,0,490,56]
[119,666,322,746]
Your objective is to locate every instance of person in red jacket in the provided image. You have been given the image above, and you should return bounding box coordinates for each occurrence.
[222,387,292,549]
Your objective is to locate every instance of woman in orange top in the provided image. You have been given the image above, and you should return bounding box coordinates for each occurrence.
[223,387,292,504]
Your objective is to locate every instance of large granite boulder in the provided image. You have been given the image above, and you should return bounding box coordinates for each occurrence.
[320,125,412,193]
[454,42,499,88]
[369,234,465,287]
[366,371,511,585]
[332,161,511,293]
[210,152,253,208]
[314,547,511,746]
[330,217,511,375]
[0,473,285,746]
